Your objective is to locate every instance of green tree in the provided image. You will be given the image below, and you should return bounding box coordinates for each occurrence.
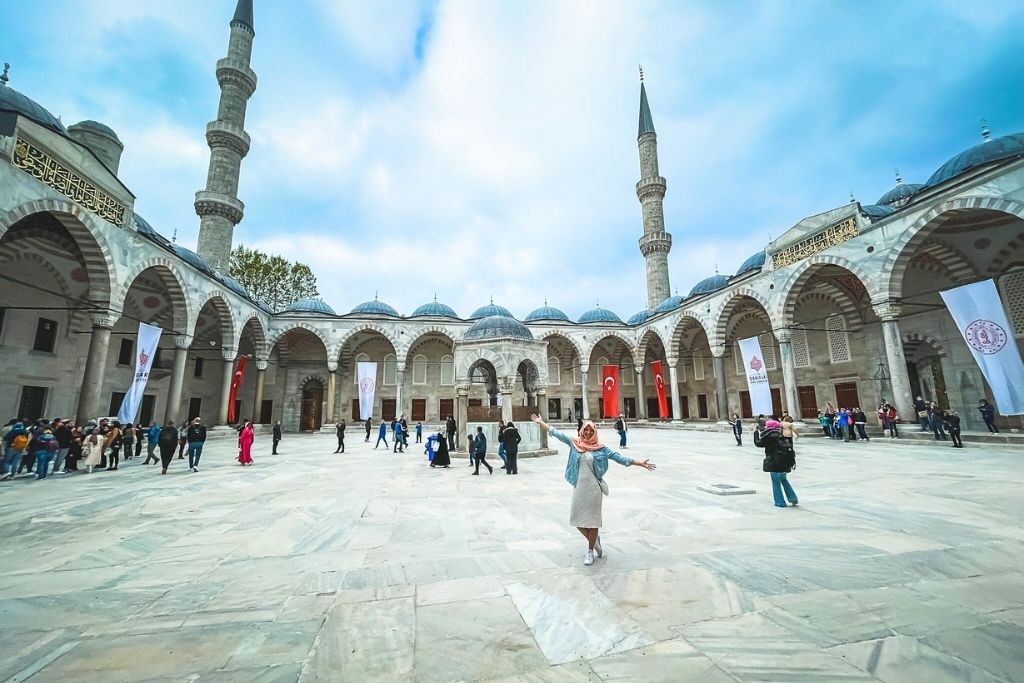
[229,245,320,312]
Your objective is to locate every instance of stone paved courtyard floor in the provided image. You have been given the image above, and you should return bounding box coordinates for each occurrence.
[0,426,1022,682]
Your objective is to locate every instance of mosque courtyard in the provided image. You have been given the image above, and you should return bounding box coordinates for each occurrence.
[0,426,1021,683]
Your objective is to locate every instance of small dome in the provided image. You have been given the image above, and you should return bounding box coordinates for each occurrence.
[627,309,653,325]
[578,307,622,324]
[412,300,458,318]
[653,295,685,313]
[735,251,766,276]
[860,204,895,220]
[464,315,534,341]
[350,299,399,316]
[689,274,729,297]
[525,305,570,322]
[220,275,249,299]
[286,298,335,315]
[470,302,514,319]
[0,82,65,134]
[877,182,924,206]
[927,132,1024,187]
[171,244,213,274]
[133,214,171,247]
[68,119,120,142]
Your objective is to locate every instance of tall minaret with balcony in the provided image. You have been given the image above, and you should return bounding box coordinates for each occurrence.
[195,0,257,272]
[636,69,672,309]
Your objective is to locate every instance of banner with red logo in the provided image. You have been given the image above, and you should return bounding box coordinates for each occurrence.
[227,356,248,423]
[116,322,162,424]
[651,360,669,418]
[601,365,620,418]
[940,279,1024,414]
[738,336,773,416]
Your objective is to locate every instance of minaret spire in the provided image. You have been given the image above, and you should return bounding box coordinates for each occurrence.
[635,70,672,309]
[195,0,258,272]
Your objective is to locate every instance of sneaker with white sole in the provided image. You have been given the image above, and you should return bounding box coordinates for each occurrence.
[595,537,603,558]
[583,550,595,566]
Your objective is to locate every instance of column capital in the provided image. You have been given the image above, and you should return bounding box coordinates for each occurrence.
[536,387,547,396]
[635,364,645,375]
[173,334,193,349]
[256,360,269,371]
[456,384,470,397]
[666,355,678,366]
[88,309,120,328]
[872,301,903,321]
[327,361,339,373]
[579,366,590,376]
[710,344,727,358]
[221,348,238,362]
[773,328,793,344]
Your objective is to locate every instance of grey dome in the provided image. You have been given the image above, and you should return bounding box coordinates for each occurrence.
[0,83,65,134]
[412,301,458,318]
[220,275,249,299]
[627,309,653,325]
[860,204,895,220]
[287,298,335,315]
[171,244,214,274]
[578,307,622,324]
[653,295,685,313]
[464,315,534,341]
[470,302,514,319]
[525,305,570,322]
[877,182,924,206]
[689,275,729,297]
[927,132,1024,187]
[68,119,120,142]
[736,251,766,275]
[350,299,399,316]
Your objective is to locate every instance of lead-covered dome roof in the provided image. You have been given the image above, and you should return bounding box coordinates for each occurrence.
[627,309,653,325]
[464,315,534,341]
[860,204,895,220]
[689,274,729,297]
[735,251,766,276]
[412,300,458,318]
[0,81,65,134]
[653,295,685,314]
[470,302,514,319]
[877,182,924,206]
[171,244,214,274]
[578,307,622,324]
[286,298,335,315]
[927,132,1024,187]
[525,305,570,322]
[350,299,399,316]
[68,119,120,142]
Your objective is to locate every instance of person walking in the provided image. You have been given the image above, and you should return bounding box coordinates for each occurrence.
[415,421,423,444]
[466,434,475,466]
[502,420,522,474]
[496,420,508,470]
[121,422,136,460]
[238,421,254,465]
[158,421,179,474]
[728,414,743,446]
[614,414,628,448]
[400,415,409,449]
[176,422,188,459]
[943,410,963,448]
[928,401,948,441]
[375,420,389,449]
[978,399,998,433]
[445,416,456,451]
[472,426,492,475]
[134,423,144,460]
[272,420,282,454]
[432,432,451,468]
[852,407,869,441]
[52,419,72,473]
[914,396,930,431]
[755,418,798,508]
[2,421,29,479]
[393,420,404,453]
[335,420,346,453]
[186,417,207,472]
[530,413,655,566]
[145,422,160,464]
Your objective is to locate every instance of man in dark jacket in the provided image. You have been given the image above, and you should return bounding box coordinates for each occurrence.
[943,411,963,448]
[335,420,346,453]
[186,417,207,472]
[914,396,929,431]
[52,419,73,474]
[364,418,372,442]
[272,421,282,454]
[501,421,522,474]
[472,426,492,475]
[445,416,456,451]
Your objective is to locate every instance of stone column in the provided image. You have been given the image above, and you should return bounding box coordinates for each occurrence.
[456,383,469,451]
[667,356,682,421]
[635,366,647,420]
[76,310,118,425]
[164,334,191,425]
[395,368,406,421]
[537,388,549,449]
[217,349,237,425]
[775,329,801,420]
[873,302,916,420]
[326,362,338,424]
[712,346,729,421]
[252,359,267,423]
[580,367,590,420]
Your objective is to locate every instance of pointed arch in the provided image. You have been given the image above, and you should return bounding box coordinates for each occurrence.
[775,255,877,327]
[238,312,269,359]
[119,257,191,333]
[636,327,670,365]
[336,323,401,359]
[266,321,331,355]
[538,330,585,364]
[402,326,457,366]
[668,309,713,359]
[192,290,237,348]
[585,332,638,370]
[711,287,776,348]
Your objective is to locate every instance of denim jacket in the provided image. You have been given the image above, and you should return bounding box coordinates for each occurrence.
[549,427,632,487]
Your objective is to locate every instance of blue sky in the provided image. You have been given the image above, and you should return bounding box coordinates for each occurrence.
[4,0,1023,319]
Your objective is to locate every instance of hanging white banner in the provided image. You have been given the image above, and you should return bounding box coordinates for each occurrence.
[940,279,1024,415]
[116,322,162,424]
[357,362,378,420]
[738,335,774,416]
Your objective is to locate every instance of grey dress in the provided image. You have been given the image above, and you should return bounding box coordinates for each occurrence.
[570,451,605,528]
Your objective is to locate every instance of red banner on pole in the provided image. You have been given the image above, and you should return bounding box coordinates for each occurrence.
[601,365,620,418]
[227,356,247,424]
[651,360,669,418]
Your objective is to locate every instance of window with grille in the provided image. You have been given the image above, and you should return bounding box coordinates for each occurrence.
[735,343,744,375]
[33,318,57,353]
[412,355,427,385]
[383,354,397,385]
[791,327,811,367]
[693,355,704,380]
[353,353,369,383]
[548,357,561,385]
[826,315,851,363]
[573,363,582,385]
[759,333,777,371]
[622,364,634,385]
[1000,271,1024,336]
[440,355,454,385]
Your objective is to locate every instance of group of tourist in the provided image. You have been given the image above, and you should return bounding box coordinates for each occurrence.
[817,405,872,441]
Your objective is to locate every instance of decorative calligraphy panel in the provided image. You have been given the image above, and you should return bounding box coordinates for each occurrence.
[771,217,859,269]
[12,137,126,225]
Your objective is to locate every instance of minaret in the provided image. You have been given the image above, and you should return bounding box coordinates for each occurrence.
[195,0,257,272]
[636,68,672,309]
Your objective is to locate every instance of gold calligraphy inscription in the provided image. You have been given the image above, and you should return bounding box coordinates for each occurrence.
[12,137,126,225]
[771,217,858,269]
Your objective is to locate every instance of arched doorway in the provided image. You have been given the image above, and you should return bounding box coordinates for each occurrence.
[300,378,324,431]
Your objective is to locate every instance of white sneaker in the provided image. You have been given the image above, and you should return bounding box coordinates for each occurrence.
[583,550,595,566]
[595,537,603,558]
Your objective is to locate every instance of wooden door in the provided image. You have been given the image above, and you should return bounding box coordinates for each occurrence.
[647,398,660,419]
[411,399,426,421]
[382,399,397,421]
[797,385,818,419]
[188,397,202,422]
[300,388,323,431]
[697,394,709,418]
[739,391,752,418]
[438,398,454,421]
[548,398,561,419]
[623,397,636,419]
[680,395,689,418]
[835,382,860,409]
[140,395,156,426]
[351,398,361,421]
[771,388,782,417]
[260,400,273,424]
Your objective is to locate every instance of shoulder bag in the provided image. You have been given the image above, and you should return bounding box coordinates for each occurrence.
[584,453,609,496]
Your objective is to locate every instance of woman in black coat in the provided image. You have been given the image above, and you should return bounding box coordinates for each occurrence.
[158,421,179,474]
[754,419,798,508]
[432,432,451,468]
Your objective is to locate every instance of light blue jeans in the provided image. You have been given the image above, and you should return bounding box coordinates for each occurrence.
[770,471,797,507]
[187,442,204,468]
[618,430,627,448]
[497,443,507,467]
[3,447,22,475]
[35,452,54,479]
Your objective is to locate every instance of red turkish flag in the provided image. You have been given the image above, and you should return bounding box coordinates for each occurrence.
[651,360,669,418]
[227,356,248,423]
[601,365,620,418]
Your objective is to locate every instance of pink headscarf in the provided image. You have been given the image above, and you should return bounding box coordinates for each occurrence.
[765,419,782,430]
[572,421,604,452]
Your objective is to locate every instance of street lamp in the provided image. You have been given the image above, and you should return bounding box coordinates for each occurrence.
[873,361,891,404]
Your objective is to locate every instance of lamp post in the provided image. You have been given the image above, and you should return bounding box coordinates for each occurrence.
[873,361,891,406]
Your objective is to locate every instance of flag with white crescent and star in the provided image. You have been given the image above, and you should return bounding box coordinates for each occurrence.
[651,360,669,418]
[601,365,620,418]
